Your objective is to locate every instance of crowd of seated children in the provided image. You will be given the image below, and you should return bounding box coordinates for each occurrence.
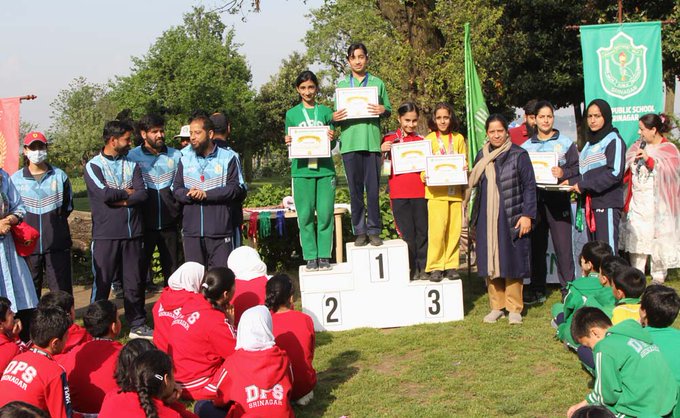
[639,284,680,385]
[37,291,91,362]
[228,246,269,327]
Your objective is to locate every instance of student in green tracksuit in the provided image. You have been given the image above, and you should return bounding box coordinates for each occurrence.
[640,284,680,386]
[568,307,678,418]
[285,70,337,272]
[333,42,391,247]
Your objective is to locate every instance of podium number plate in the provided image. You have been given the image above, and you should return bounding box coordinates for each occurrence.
[369,249,390,282]
[425,285,443,318]
[322,293,342,325]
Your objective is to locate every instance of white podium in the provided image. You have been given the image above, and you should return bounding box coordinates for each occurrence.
[300,239,464,331]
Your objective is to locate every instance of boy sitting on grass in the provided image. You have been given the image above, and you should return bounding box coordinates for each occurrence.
[38,291,91,361]
[0,297,27,371]
[609,267,645,324]
[567,306,677,418]
[551,240,612,348]
[597,255,630,318]
[640,284,680,385]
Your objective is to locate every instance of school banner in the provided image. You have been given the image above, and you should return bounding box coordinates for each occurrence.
[0,97,21,174]
[580,22,663,146]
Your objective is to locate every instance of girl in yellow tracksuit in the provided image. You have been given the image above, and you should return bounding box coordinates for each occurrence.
[422,103,466,281]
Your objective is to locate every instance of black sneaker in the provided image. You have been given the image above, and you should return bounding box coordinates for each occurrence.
[429,270,444,282]
[444,269,460,280]
[145,283,163,294]
[112,285,124,299]
[318,259,332,271]
[304,259,319,272]
[129,325,154,340]
[354,234,369,247]
[368,234,383,246]
[523,289,546,305]
[416,271,430,281]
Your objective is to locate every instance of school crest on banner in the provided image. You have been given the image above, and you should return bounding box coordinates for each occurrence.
[597,32,647,100]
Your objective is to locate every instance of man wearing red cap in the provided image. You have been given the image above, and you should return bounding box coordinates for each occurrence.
[11,132,73,297]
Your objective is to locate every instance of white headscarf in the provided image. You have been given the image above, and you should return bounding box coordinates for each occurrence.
[227,246,267,281]
[168,262,205,293]
[235,305,275,351]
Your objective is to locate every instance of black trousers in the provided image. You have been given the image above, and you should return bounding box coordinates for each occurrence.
[588,207,621,255]
[183,236,233,269]
[391,198,428,273]
[342,151,382,236]
[27,250,72,298]
[90,238,146,328]
[142,226,181,287]
[530,198,575,293]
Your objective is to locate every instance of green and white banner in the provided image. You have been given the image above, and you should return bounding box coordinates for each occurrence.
[580,22,663,146]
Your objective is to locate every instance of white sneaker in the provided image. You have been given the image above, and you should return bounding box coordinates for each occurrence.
[296,390,314,406]
[129,325,154,340]
[508,312,523,325]
[483,310,505,323]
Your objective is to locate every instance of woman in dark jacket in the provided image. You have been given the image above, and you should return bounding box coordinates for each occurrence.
[468,114,537,325]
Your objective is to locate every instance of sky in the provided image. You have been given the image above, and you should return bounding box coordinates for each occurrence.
[1,0,324,131]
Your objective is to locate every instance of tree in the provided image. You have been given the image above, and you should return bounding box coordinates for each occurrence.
[48,77,117,176]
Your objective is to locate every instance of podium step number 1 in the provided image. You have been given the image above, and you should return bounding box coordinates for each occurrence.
[300,239,464,331]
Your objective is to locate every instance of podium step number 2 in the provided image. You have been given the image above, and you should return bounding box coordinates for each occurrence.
[301,239,464,331]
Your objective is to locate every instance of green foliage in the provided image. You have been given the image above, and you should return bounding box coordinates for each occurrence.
[47,77,118,176]
[378,187,399,240]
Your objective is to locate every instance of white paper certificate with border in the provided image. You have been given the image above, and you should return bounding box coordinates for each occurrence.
[335,87,379,119]
[528,152,558,184]
[288,126,331,159]
[425,154,467,186]
[391,141,432,174]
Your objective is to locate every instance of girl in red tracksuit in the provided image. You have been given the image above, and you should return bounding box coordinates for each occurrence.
[266,274,316,404]
[227,246,268,327]
[166,267,237,400]
[381,102,428,280]
[152,262,205,353]
[195,306,294,418]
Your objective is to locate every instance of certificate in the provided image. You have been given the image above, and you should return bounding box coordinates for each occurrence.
[335,87,379,119]
[425,154,467,186]
[391,141,432,174]
[288,126,331,159]
[528,152,558,184]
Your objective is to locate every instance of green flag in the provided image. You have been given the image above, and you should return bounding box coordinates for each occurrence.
[464,22,489,168]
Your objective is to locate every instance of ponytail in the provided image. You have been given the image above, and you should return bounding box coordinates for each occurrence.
[132,350,173,418]
[265,273,294,312]
[201,267,236,312]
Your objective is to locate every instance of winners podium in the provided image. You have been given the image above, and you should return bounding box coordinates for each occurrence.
[300,239,464,331]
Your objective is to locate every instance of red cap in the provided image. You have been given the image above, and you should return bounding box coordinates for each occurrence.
[23,131,47,146]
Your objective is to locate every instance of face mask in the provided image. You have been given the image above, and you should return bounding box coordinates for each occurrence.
[26,149,47,164]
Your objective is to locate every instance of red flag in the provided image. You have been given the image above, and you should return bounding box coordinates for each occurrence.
[0,97,21,175]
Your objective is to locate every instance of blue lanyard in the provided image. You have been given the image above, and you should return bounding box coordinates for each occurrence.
[349,73,369,88]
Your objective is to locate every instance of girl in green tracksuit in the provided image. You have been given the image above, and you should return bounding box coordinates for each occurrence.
[284,71,337,272]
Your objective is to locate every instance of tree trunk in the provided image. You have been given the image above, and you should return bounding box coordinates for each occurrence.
[573,102,585,150]
[664,78,676,115]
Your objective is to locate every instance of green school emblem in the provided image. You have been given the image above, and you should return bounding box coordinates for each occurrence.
[597,32,647,100]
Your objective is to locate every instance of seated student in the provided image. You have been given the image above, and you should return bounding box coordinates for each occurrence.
[195,305,294,418]
[59,300,123,414]
[567,307,677,418]
[639,284,680,385]
[37,291,91,362]
[570,404,616,418]
[227,246,268,327]
[597,255,630,318]
[609,267,645,324]
[266,273,316,405]
[167,267,237,401]
[100,349,187,418]
[153,262,205,352]
[0,307,73,418]
[0,401,49,417]
[551,241,612,348]
[0,297,27,371]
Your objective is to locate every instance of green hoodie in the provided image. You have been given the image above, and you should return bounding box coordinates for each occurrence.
[587,319,678,417]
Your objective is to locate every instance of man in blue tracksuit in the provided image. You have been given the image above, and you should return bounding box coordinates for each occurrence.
[85,120,151,339]
[128,114,182,287]
[173,112,243,268]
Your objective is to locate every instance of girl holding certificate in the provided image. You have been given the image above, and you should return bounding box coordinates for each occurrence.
[381,102,428,281]
[284,70,336,272]
[421,103,466,283]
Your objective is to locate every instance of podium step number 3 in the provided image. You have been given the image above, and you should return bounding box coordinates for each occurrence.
[301,239,464,331]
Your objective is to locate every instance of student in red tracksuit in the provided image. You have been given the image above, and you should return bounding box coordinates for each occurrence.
[0,297,26,371]
[266,274,316,405]
[167,267,237,400]
[59,300,122,414]
[37,291,91,362]
[153,262,205,353]
[381,102,428,280]
[100,349,189,418]
[227,246,268,327]
[194,305,294,418]
[0,307,73,418]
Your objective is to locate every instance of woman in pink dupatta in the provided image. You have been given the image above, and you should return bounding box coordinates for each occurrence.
[620,113,680,283]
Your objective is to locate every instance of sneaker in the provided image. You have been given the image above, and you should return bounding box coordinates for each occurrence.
[145,283,163,294]
[112,285,124,299]
[318,259,332,271]
[483,309,505,323]
[368,234,383,246]
[304,260,319,272]
[129,325,154,340]
[416,271,430,281]
[354,234,369,247]
[296,390,314,406]
[508,312,523,325]
[444,269,460,280]
[429,270,444,282]
[523,289,546,306]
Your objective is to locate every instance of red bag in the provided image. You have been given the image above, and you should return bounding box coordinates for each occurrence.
[11,222,39,257]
